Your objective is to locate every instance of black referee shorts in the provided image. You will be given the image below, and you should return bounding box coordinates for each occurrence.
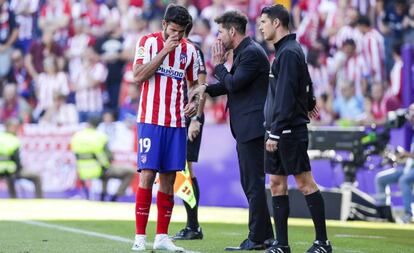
[265,126,311,176]
[186,114,204,163]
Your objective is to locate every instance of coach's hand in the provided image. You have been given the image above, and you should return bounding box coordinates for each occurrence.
[212,40,227,66]
[164,35,180,53]
[184,101,198,118]
[188,120,201,142]
[266,139,278,152]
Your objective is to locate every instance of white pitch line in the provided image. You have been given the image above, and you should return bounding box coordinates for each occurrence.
[335,234,386,239]
[17,220,200,253]
[19,220,135,243]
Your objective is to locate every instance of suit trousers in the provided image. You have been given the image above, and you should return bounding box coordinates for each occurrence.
[236,137,274,242]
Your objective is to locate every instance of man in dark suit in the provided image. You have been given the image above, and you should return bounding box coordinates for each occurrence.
[192,11,274,251]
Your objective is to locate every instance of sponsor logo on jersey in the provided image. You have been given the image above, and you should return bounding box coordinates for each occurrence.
[155,65,185,81]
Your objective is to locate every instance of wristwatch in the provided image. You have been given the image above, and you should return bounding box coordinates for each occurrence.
[191,115,202,123]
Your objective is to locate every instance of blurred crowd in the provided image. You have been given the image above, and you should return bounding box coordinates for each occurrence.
[0,0,413,127]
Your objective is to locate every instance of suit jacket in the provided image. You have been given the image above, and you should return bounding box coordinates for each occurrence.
[206,37,269,143]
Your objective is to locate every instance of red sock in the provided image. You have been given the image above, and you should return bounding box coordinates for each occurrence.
[156,191,174,234]
[135,187,152,235]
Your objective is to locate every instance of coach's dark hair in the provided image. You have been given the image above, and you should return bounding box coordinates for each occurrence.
[214,11,248,35]
[356,15,371,27]
[261,4,290,28]
[164,4,191,28]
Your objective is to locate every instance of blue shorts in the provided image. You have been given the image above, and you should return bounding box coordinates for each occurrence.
[137,123,186,173]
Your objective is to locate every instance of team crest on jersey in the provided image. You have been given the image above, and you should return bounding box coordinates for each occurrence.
[140,154,147,164]
[180,53,187,64]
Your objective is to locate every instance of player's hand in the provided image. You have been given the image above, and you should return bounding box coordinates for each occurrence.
[164,35,180,53]
[212,40,227,66]
[184,101,198,118]
[189,84,206,103]
[308,106,320,119]
[266,139,278,152]
[188,120,201,142]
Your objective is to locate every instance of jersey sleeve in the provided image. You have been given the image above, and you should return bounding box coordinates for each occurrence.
[185,44,199,83]
[133,35,151,67]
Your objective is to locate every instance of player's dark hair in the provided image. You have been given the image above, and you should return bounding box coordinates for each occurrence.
[392,41,403,56]
[164,4,191,28]
[214,11,248,35]
[261,4,290,28]
[343,39,356,48]
[185,19,193,37]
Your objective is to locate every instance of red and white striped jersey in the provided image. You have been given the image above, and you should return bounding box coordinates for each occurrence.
[390,59,403,100]
[35,72,70,111]
[308,64,330,97]
[343,54,369,96]
[73,62,108,113]
[335,26,363,52]
[133,32,199,128]
[361,28,385,83]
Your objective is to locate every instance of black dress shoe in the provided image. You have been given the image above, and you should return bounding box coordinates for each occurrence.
[173,227,203,240]
[225,238,266,251]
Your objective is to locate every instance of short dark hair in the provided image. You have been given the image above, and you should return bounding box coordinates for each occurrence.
[261,4,290,28]
[356,15,371,27]
[214,11,248,35]
[185,19,193,37]
[164,4,191,28]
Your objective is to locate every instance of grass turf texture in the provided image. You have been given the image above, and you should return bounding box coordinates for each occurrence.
[0,200,413,253]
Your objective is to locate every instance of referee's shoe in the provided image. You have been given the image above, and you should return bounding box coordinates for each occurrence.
[305,240,332,253]
[173,227,203,240]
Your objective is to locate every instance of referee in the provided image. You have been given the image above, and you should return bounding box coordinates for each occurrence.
[259,5,332,253]
[173,20,206,241]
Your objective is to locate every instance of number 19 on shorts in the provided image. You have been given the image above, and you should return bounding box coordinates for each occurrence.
[139,138,151,153]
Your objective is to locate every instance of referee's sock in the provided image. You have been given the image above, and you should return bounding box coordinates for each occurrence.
[184,177,200,230]
[272,195,289,246]
[305,190,328,242]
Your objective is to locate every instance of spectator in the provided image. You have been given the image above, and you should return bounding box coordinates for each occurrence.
[38,0,71,46]
[10,0,39,54]
[39,93,78,126]
[379,0,408,76]
[32,56,70,122]
[71,0,109,38]
[0,84,31,124]
[7,49,34,103]
[364,82,388,125]
[72,46,108,122]
[0,0,19,80]
[65,20,93,87]
[402,1,414,44]
[329,39,369,96]
[307,49,330,99]
[25,30,65,78]
[95,18,125,110]
[335,7,363,52]
[356,15,385,84]
[200,0,226,34]
[375,103,414,224]
[332,80,365,125]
